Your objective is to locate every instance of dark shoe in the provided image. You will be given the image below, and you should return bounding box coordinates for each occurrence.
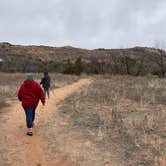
[26,131,33,136]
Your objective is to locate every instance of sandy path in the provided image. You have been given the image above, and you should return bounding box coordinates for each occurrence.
[0,78,91,166]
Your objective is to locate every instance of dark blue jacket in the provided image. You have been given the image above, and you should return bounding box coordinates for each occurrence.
[40,74,51,89]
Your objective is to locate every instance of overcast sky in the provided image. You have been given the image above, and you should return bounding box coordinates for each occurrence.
[0,0,166,49]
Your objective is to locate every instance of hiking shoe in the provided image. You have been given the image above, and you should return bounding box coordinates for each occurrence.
[26,131,33,136]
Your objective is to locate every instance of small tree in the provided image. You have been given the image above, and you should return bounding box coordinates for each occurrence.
[156,49,166,78]
[155,41,166,78]
[63,59,74,74]
[120,51,137,75]
[135,55,146,76]
[73,56,83,75]
[111,55,121,74]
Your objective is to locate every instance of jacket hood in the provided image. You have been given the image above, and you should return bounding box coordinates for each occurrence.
[24,80,34,89]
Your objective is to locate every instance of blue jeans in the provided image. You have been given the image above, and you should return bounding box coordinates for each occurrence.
[24,108,36,128]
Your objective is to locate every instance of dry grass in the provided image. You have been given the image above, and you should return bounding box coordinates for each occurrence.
[1,72,165,165]
[58,75,166,165]
[0,72,80,99]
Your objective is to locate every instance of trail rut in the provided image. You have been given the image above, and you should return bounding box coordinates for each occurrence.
[0,79,91,166]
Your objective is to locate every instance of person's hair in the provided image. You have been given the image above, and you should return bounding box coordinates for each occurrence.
[44,71,48,75]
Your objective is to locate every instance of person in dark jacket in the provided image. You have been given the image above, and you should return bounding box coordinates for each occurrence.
[18,73,45,136]
[40,71,51,98]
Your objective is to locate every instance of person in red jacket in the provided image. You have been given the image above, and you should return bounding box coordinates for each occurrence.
[18,73,45,136]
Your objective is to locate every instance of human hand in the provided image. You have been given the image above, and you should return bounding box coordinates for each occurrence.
[41,104,45,111]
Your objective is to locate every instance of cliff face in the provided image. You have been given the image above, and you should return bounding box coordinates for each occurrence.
[0,42,165,77]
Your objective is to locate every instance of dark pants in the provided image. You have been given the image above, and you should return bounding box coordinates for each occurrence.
[24,108,36,128]
[44,87,50,98]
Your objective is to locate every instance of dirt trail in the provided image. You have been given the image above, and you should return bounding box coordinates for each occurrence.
[0,78,91,166]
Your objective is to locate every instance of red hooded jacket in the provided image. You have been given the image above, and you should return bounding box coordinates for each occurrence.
[18,80,45,109]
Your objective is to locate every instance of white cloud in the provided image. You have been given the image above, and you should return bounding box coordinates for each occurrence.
[0,0,166,49]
